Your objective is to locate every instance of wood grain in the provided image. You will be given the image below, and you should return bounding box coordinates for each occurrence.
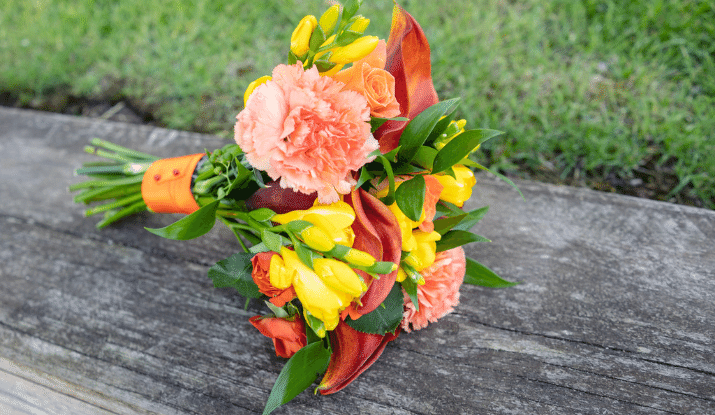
[1,107,713,414]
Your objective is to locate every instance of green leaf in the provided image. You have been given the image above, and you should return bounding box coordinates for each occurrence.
[249,208,276,222]
[335,31,362,47]
[464,258,519,288]
[400,278,419,312]
[435,200,465,218]
[395,175,426,222]
[397,98,460,164]
[285,220,312,233]
[375,155,396,205]
[412,146,437,170]
[341,0,362,22]
[424,107,459,146]
[432,213,467,235]
[208,252,262,298]
[287,51,298,65]
[432,129,504,174]
[452,206,490,232]
[262,342,331,415]
[355,166,374,189]
[345,283,403,334]
[144,200,219,240]
[261,229,283,252]
[294,241,314,269]
[370,116,408,133]
[381,146,401,163]
[436,230,490,252]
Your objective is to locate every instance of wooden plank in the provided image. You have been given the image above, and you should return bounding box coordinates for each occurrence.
[0,356,146,414]
[1,107,714,414]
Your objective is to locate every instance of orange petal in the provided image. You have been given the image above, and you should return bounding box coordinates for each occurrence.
[418,175,444,233]
[374,5,439,153]
[249,315,307,358]
[318,321,399,394]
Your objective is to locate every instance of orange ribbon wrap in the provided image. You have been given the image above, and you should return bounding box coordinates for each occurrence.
[141,153,205,214]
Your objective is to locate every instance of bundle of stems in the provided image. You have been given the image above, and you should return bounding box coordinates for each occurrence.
[70,139,159,228]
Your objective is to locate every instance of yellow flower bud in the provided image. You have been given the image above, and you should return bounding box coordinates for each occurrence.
[318,4,340,35]
[329,36,379,64]
[396,267,407,283]
[279,248,352,331]
[272,201,356,247]
[349,16,370,33]
[313,258,367,298]
[434,119,467,150]
[343,248,376,268]
[386,202,424,252]
[291,15,318,56]
[243,75,271,107]
[435,165,477,207]
[269,253,292,289]
[300,225,335,252]
[404,230,441,271]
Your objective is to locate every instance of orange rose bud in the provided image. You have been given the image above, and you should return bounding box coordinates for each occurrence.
[332,40,400,119]
[251,252,296,307]
[249,315,307,359]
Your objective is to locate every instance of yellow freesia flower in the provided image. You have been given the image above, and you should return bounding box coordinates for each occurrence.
[318,4,340,35]
[435,165,477,207]
[349,16,370,33]
[274,248,352,331]
[272,201,356,247]
[313,258,367,298]
[329,36,379,64]
[291,15,318,56]
[403,230,441,271]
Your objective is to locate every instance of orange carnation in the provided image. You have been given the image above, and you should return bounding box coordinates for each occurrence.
[401,247,466,332]
[251,252,296,307]
[332,40,401,119]
[235,63,378,204]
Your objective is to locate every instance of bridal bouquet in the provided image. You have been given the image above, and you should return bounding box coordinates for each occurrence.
[71,1,518,413]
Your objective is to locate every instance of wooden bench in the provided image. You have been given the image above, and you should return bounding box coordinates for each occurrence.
[1,107,714,414]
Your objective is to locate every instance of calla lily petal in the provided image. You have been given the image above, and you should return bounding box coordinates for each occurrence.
[374,5,439,153]
[347,189,402,315]
[318,321,399,394]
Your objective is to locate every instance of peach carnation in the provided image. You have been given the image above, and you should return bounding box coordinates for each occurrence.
[234,63,378,203]
[401,247,466,332]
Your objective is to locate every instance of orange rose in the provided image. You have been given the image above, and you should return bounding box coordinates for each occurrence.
[332,40,401,119]
[249,315,307,358]
[251,252,296,307]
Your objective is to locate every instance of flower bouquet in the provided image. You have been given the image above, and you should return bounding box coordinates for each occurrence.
[71,1,519,413]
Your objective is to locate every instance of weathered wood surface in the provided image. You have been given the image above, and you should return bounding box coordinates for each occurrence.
[1,106,714,414]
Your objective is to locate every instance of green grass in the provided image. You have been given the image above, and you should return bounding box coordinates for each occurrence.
[1,0,713,208]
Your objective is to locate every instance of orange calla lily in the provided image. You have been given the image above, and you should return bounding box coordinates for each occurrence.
[318,321,399,394]
[346,189,402,316]
[374,5,439,153]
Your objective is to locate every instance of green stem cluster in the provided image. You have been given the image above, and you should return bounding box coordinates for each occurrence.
[70,139,159,228]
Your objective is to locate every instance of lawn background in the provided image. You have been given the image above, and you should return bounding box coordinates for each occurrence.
[1,0,713,208]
